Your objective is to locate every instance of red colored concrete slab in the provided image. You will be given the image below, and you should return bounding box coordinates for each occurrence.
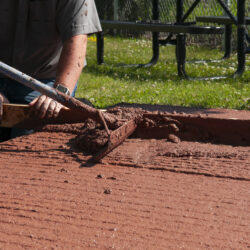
[0,108,249,249]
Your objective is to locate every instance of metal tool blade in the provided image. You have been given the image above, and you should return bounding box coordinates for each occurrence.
[90,118,138,162]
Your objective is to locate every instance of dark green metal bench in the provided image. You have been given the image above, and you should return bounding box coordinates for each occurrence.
[97,0,225,80]
[97,0,248,79]
[100,20,224,34]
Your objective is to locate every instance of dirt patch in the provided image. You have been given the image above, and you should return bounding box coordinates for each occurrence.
[75,119,109,153]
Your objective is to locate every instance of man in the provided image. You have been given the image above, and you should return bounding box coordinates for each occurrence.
[0,0,102,141]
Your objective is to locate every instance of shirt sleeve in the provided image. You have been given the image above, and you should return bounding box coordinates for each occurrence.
[56,0,102,42]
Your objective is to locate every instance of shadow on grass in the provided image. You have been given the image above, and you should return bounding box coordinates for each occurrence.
[84,60,249,86]
[84,62,180,83]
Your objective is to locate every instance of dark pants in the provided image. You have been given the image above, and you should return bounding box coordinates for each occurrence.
[0,78,77,142]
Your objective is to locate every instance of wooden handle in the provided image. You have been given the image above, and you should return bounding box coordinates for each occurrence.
[0,104,32,128]
[0,103,107,128]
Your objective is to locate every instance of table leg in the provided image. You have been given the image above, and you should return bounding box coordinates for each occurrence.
[234,0,246,77]
[97,32,104,65]
[222,24,232,59]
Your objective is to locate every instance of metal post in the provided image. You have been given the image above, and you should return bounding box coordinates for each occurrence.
[114,0,118,21]
[176,0,187,78]
[97,32,104,64]
[113,0,119,34]
[223,0,232,59]
[150,0,160,66]
[153,0,159,21]
[235,0,246,76]
[176,0,183,24]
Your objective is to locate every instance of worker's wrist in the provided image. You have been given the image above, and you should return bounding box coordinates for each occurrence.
[54,83,71,96]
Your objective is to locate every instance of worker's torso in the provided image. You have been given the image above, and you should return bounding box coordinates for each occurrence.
[0,0,61,79]
[0,0,102,79]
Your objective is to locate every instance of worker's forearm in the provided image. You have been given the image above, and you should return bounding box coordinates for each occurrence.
[55,34,87,94]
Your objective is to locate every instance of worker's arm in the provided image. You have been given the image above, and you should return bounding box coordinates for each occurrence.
[0,92,9,120]
[29,34,87,119]
[55,34,87,93]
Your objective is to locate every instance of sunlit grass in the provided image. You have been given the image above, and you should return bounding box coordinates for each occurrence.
[77,36,250,110]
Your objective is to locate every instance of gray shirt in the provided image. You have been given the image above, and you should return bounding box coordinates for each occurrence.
[0,0,102,79]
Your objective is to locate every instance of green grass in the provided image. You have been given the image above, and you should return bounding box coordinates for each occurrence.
[76,36,250,110]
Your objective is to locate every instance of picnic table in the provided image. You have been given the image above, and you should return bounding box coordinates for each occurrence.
[96,0,249,79]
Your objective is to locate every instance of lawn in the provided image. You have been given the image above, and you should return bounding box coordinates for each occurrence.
[76,36,249,110]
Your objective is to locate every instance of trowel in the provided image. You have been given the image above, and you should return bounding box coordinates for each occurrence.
[0,61,138,162]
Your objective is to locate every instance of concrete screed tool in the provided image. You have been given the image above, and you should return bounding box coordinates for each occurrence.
[0,61,138,162]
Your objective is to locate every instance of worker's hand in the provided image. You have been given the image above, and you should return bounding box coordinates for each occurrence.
[29,95,63,119]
